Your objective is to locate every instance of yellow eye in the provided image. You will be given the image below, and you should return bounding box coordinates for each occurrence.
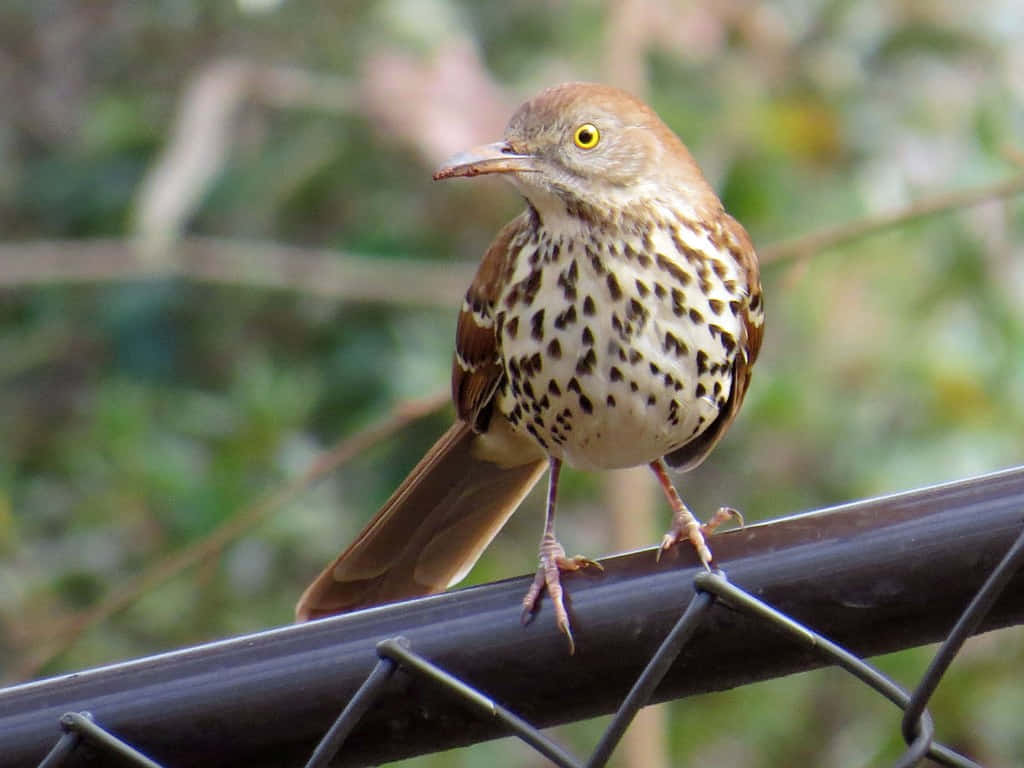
[573,123,600,149]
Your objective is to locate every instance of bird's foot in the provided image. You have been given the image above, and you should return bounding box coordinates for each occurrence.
[657,505,744,567]
[521,538,602,654]
[657,502,712,568]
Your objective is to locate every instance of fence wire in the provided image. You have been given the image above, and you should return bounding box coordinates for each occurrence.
[5,465,1024,768]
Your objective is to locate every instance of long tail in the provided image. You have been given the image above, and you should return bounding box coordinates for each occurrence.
[296,420,546,621]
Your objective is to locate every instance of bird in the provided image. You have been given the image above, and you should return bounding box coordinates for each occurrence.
[296,82,764,652]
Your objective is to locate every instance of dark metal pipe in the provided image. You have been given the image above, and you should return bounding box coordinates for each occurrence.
[1,466,1023,767]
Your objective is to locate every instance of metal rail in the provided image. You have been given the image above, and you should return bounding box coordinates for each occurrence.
[2,465,1023,767]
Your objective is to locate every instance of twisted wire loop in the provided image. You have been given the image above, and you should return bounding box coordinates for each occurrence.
[35,712,166,768]
[693,573,981,768]
[899,522,1024,765]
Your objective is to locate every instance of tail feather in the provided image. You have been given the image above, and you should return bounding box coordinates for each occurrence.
[296,420,546,621]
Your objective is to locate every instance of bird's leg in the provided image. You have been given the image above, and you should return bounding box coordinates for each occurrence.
[521,457,602,654]
[651,458,715,567]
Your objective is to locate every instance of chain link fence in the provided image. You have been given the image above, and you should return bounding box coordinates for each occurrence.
[3,465,1023,768]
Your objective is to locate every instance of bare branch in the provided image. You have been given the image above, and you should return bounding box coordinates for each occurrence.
[760,170,1024,264]
[0,237,473,307]
[4,169,1023,300]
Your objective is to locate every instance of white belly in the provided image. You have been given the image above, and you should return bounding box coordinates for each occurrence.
[495,221,742,471]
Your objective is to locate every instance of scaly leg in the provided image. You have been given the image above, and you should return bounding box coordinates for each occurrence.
[650,458,735,567]
[521,457,601,654]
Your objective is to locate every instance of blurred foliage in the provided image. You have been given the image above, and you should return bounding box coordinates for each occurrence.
[1,0,1023,766]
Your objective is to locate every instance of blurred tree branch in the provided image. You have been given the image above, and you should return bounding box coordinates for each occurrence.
[760,169,1024,264]
[2,166,1022,302]
[0,237,473,307]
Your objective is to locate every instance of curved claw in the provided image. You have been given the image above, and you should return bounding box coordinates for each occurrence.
[520,546,601,654]
[703,505,744,534]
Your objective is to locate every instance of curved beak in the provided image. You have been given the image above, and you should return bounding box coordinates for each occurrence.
[433,141,540,180]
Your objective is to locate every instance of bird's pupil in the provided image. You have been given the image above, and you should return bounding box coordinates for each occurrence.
[579,129,592,144]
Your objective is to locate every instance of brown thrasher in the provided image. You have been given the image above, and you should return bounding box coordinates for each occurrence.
[296,82,764,652]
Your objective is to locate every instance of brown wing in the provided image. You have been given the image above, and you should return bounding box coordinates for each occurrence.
[452,214,529,430]
[666,213,764,471]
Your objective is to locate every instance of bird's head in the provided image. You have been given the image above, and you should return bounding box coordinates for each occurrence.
[434,82,716,221]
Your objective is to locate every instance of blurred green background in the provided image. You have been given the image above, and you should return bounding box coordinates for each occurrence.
[1,0,1023,766]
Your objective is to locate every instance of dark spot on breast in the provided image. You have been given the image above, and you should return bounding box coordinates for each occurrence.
[548,379,562,396]
[556,258,577,300]
[575,348,596,376]
[525,352,542,376]
[531,309,545,341]
[609,366,623,382]
[525,422,548,450]
[567,377,582,394]
[505,315,519,338]
[547,338,562,359]
[713,326,736,354]
[582,295,596,316]
[626,298,647,322]
[708,299,723,315]
[696,382,706,397]
[628,348,642,364]
[688,307,704,324]
[578,394,594,414]
[657,253,693,287]
[635,279,650,298]
[606,272,622,301]
[671,288,686,316]
[553,305,577,330]
[581,326,594,346]
[606,394,616,407]
[647,394,657,406]
[696,350,708,374]
[664,331,688,356]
